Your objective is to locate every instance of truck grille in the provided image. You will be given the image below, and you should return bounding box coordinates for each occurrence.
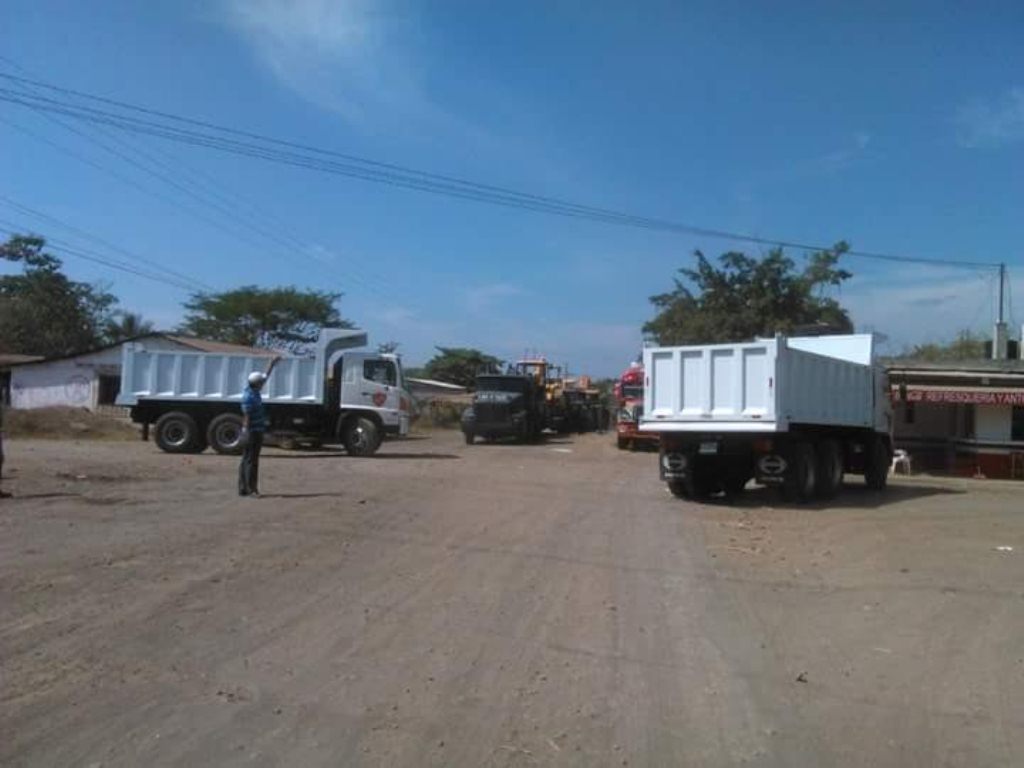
[475,402,509,422]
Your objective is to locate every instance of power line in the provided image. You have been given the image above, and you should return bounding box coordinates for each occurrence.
[0,194,210,291]
[0,68,402,299]
[0,221,197,291]
[0,71,1004,272]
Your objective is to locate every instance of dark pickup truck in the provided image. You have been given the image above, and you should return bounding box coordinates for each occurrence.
[461,374,545,444]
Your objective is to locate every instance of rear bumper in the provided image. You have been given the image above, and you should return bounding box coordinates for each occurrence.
[463,422,523,437]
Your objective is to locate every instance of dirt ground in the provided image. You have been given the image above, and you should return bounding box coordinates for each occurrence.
[1,430,1022,767]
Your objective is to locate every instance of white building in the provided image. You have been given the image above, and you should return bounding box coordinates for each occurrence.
[8,335,264,411]
[889,358,1024,480]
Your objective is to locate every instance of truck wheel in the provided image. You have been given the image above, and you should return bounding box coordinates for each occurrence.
[671,467,714,501]
[464,431,474,445]
[154,411,201,454]
[667,480,690,499]
[617,436,627,450]
[344,417,381,457]
[815,439,844,499]
[864,437,890,491]
[723,473,750,496]
[783,442,817,503]
[207,413,245,455]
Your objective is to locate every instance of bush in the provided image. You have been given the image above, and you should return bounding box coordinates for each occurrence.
[3,406,138,440]
[413,399,466,430]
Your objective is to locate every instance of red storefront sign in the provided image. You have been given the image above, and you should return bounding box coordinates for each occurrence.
[892,388,1024,405]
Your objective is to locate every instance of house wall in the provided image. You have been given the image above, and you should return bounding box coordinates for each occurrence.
[9,338,189,410]
[895,402,956,439]
[975,404,1012,442]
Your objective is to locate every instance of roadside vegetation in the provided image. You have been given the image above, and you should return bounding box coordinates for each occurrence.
[4,406,137,440]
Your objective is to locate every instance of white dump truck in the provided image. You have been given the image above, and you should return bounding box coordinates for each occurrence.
[640,334,892,502]
[116,329,410,456]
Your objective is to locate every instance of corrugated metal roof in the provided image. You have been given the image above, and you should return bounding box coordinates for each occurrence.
[161,335,271,355]
[5,333,270,367]
[0,353,44,367]
[883,358,1024,374]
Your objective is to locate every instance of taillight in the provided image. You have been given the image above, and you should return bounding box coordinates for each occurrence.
[400,397,410,412]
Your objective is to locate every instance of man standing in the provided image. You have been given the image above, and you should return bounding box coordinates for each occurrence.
[0,394,9,499]
[239,355,281,497]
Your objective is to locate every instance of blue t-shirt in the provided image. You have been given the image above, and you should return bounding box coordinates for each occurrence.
[241,386,268,432]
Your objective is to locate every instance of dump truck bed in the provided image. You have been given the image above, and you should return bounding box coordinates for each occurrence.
[640,335,880,433]
[116,329,369,407]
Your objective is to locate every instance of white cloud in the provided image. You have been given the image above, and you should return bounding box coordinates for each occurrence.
[463,283,523,313]
[371,305,417,326]
[805,132,872,175]
[842,265,1020,352]
[217,0,442,128]
[955,88,1024,148]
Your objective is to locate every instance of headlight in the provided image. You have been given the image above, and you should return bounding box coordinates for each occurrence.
[661,453,688,472]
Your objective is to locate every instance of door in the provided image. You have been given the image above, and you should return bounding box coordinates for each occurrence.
[341,354,405,432]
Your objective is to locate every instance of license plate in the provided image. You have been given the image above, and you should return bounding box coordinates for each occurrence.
[699,441,718,455]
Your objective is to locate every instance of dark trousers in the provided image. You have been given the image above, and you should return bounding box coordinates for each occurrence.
[238,431,264,495]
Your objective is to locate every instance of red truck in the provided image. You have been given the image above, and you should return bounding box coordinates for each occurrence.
[615,362,659,450]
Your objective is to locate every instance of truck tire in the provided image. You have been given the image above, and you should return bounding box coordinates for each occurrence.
[617,436,628,450]
[667,480,690,499]
[864,436,890,491]
[783,442,817,503]
[207,413,245,455]
[669,466,714,501]
[464,431,474,445]
[815,439,844,499]
[154,411,201,454]
[344,416,381,457]
[723,473,750,497]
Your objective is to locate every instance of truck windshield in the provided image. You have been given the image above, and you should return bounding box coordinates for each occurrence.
[364,360,397,387]
[621,385,643,400]
[476,377,526,394]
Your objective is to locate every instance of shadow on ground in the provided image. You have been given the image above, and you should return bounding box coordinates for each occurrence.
[692,481,964,510]
[265,451,459,461]
[255,492,350,500]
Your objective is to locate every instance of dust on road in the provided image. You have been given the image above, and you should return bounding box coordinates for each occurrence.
[1,431,1022,767]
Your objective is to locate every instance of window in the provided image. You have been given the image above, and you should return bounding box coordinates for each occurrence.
[363,360,397,387]
[962,404,975,439]
[98,375,121,405]
[903,402,915,425]
[1012,406,1024,442]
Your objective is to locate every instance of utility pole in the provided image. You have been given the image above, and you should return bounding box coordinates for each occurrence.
[993,262,1008,360]
[998,262,1006,324]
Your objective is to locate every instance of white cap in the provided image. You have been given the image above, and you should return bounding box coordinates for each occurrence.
[248,372,267,385]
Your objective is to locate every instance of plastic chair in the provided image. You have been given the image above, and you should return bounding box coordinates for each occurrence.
[891,449,911,475]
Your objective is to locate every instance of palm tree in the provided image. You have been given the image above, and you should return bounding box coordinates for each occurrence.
[106,312,154,343]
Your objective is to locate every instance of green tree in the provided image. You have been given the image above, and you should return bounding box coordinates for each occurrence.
[179,285,352,351]
[0,234,117,357]
[105,311,154,343]
[643,242,853,345]
[898,329,987,361]
[423,347,503,387]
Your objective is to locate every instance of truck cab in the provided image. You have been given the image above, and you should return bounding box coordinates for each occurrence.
[461,374,543,444]
[118,329,410,456]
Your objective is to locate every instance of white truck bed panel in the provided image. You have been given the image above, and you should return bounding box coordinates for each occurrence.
[119,350,321,405]
[641,335,878,433]
[116,329,371,407]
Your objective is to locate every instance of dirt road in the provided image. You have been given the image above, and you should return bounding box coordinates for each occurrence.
[1,431,1022,766]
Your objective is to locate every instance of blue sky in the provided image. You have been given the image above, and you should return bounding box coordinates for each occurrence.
[2,0,1022,375]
